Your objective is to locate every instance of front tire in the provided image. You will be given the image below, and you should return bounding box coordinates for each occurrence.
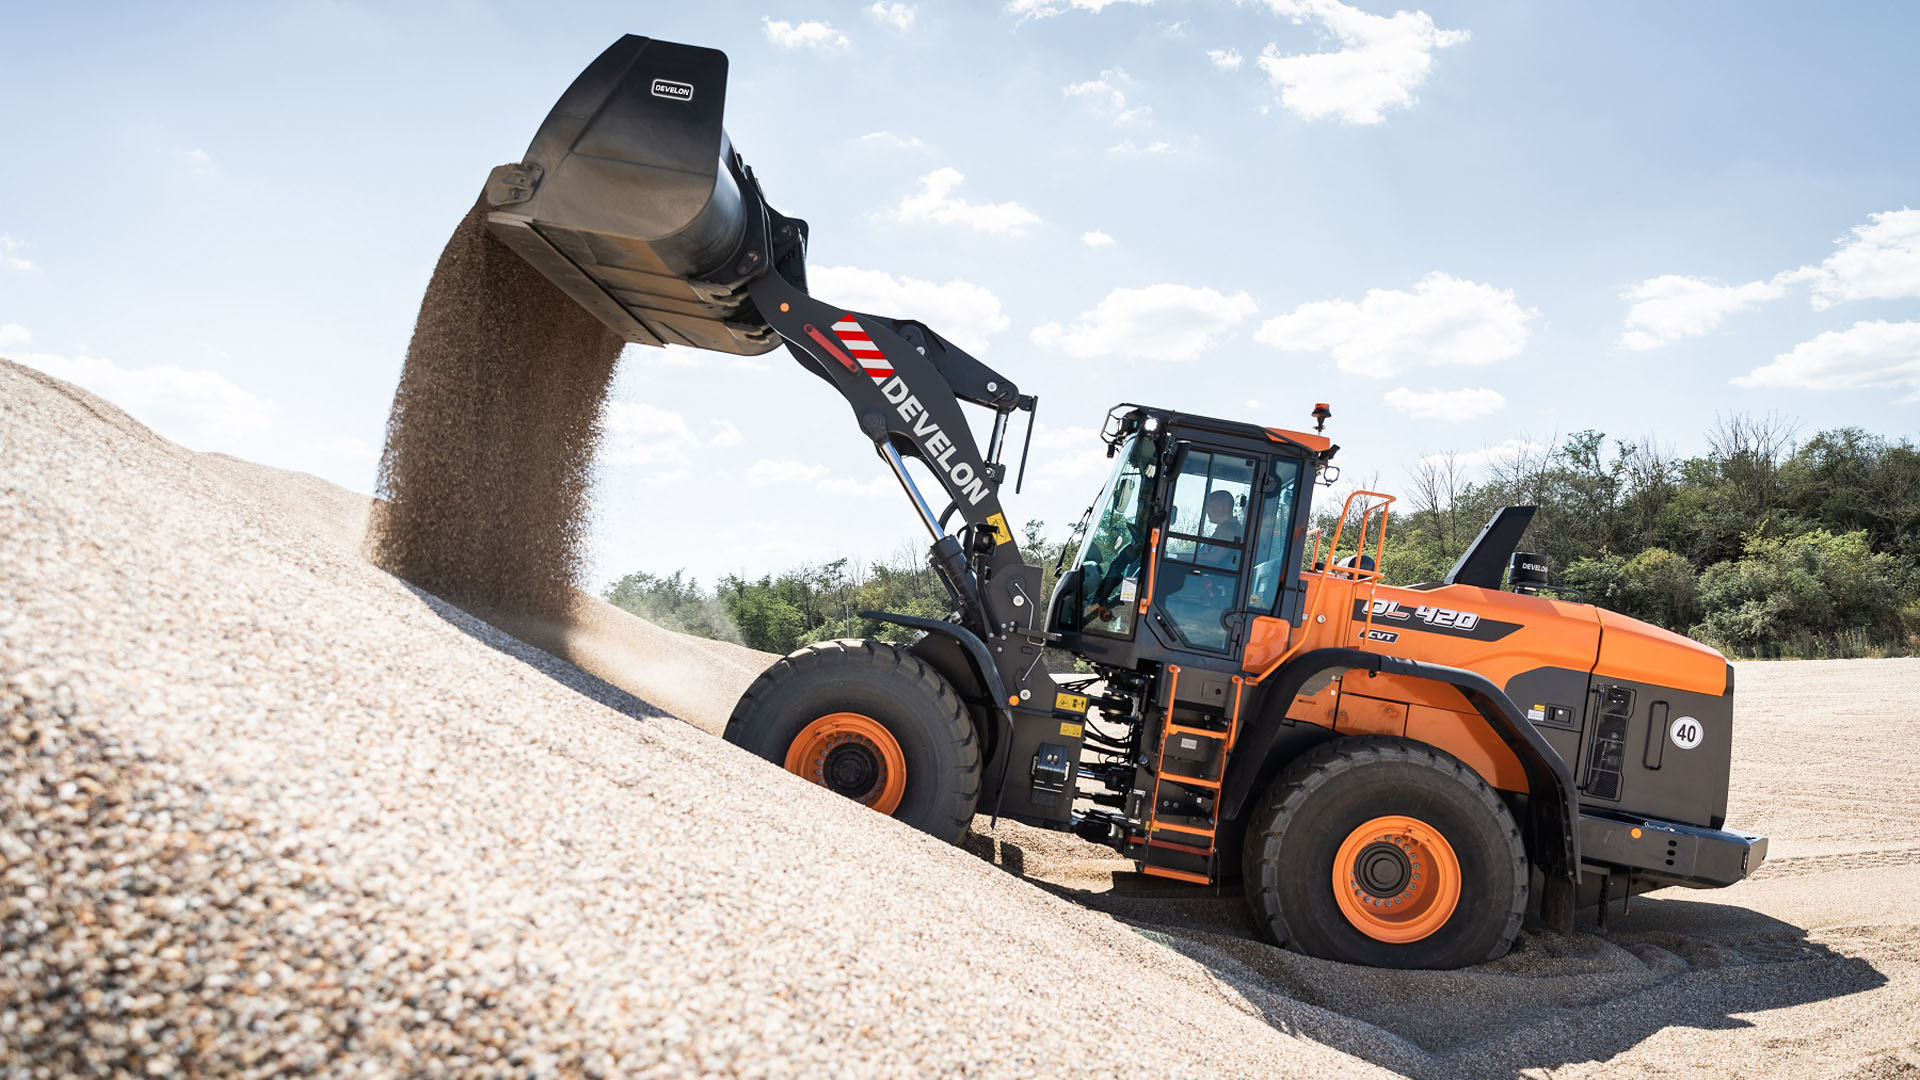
[724,638,980,842]
[1243,736,1527,969]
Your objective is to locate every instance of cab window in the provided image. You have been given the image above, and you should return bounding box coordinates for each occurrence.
[1156,448,1255,652]
[1073,435,1157,638]
[1246,459,1305,615]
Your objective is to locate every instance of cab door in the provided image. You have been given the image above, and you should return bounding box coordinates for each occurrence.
[1148,445,1258,656]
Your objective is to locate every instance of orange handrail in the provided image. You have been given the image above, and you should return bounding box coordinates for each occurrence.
[1249,490,1397,685]
[1137,526,1161,615]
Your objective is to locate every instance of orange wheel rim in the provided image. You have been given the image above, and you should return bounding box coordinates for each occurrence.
[783,712,907,815]
[1331,815,1462,944]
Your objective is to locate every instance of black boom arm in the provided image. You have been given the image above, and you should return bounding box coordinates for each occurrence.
[728,158,1055,712]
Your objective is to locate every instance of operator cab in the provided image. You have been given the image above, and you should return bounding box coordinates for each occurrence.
[1047,405,1336,673]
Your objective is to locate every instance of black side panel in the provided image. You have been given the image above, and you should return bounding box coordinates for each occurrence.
[1444,505,1536,589]
[1573,669,1735,829]
[1504,666,1593,781]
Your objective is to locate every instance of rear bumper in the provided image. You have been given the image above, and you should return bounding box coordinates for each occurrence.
[1579,811,1768,888]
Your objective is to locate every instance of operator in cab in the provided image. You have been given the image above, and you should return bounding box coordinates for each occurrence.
[1198,490,1243,568]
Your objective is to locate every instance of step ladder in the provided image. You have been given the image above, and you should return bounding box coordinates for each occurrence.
[1134,666,1246,884]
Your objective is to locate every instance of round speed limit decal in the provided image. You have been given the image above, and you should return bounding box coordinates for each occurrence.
[1669,715,1703,750]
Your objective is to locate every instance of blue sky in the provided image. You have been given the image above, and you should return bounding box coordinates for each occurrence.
[4,1,1916,587]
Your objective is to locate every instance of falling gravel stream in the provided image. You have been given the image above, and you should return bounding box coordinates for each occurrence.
[367,198,624,620]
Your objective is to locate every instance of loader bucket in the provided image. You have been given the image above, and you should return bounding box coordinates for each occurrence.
[483,35,778,355]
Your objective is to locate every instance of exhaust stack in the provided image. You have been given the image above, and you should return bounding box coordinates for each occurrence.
[482,35,790,355]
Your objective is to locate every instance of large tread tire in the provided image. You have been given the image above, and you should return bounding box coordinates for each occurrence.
[1244,736,1527,970]
[724,638,980,843]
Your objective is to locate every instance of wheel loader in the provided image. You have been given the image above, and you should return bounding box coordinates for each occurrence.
[479,35,1767,969]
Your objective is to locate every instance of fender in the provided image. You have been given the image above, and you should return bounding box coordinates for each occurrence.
[859,609,1015,774]
[1222,647,1580,883]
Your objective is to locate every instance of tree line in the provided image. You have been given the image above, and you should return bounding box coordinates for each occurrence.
[602,522,1069,657]
[604,417,1920,660]
[1359,416,1919,658]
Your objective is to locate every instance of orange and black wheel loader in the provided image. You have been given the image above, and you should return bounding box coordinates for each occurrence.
[480,35,1766,969]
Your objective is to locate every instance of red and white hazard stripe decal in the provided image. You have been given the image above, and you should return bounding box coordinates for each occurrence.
[831,316,894,384]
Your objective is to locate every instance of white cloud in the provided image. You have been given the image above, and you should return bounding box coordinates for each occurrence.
[1106,139,1174,155]
[1615,208,1920,351]
[1733,320,1920,401]
[2,234,38,273]
[1419,438,1546,473]
[14,345,276,448]
[1024,424,1110,486]
[808,265,1011,354]
[1252,0,1469,124]
[819,472,896,498]
[319,434,379,461]
[748,459,829,486]
[603,400,697,483]
[708,420,744,447]
[1255,272,1535,377]
[1383,386,1507,421]
[853,130,929,152]
[0,322,29,348]
[762,17,850,51]
[868,2,915,30]
[1064,68,1151,126]
[626,342,770,374]
[1009,0,1152,19]
[1618,274,1788,351]
[1032,284,1257,361]
[1798,208,1920,310]
[1081,230,1117,248]
[633,343,706,368]
[1207,48,1244,71]
[748,458,892,497]
[889,168,1041,236]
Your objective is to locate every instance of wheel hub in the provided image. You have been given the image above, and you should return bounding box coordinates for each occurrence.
[823,742,880,797]
[782,712,908,815]
[1330,815,1463,945]
[1355,841,1414,898]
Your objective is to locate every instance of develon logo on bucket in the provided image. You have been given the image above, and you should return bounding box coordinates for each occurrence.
[651,78,694,102]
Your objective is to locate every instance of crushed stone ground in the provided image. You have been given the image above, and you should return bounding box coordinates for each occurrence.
[6,358,1918,1077]
[3,361,1388,1077]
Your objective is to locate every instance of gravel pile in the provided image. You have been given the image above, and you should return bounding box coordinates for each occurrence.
[3,360,1390,1076]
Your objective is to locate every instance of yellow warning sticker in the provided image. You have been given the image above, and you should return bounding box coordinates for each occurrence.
[1055,691,1088,714]
[1059,722,1084,738]
[985,512,1013,546]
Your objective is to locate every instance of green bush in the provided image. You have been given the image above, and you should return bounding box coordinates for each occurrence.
[1693,529,1910,658]
[1563,548,1700,629]
[603,570,745,644]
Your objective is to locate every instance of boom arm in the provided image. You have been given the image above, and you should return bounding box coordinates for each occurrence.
[729,160,1055,710]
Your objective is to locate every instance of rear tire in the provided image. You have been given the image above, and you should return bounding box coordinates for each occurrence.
[724,638,980,843]
[1243,736,1527,969]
